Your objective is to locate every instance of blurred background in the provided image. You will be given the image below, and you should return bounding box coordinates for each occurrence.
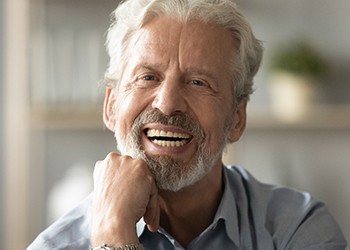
[1,0,349,249]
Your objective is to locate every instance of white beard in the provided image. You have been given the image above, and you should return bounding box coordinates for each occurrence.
[114,109,232,192]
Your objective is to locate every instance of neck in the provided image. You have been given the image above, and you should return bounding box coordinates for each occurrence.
[158,162,224,248]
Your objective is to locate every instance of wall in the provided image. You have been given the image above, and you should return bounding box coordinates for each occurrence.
[0,0,4,246]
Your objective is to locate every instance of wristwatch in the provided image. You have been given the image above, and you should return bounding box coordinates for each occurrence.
[91,243,144,250]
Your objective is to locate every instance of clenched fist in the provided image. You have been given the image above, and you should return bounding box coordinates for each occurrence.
[91,152,160,247]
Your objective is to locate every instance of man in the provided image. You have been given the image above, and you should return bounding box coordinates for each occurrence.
[28,0,347,249]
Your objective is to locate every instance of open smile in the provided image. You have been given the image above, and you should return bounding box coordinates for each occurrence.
[145,128,192,148]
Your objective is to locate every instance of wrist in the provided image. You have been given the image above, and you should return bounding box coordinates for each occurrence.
[92,220,139,247]
[91,243,144,250]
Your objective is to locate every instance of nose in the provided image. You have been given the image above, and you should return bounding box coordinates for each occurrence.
[152,79,187,115]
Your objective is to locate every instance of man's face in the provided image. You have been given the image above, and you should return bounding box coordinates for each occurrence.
[106,17,245,191]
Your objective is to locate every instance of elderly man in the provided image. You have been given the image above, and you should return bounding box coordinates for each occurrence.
[28,0,347,249]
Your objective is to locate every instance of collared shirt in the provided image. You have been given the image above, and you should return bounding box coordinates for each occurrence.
[27,166,347,250]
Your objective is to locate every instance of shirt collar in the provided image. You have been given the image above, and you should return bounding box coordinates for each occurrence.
[136,166,240,247]
[137,218,147,237]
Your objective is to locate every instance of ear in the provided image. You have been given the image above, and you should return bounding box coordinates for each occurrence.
[228,99,248,143]
[103,87,117,132]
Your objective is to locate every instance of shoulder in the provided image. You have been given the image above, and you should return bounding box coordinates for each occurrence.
[27,194,93,250]
[224,166,347,249]
[225,165,313,209]
[224,166,316,227]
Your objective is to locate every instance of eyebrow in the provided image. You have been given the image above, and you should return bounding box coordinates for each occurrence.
[134,62,163,72]
[185,67,219,82]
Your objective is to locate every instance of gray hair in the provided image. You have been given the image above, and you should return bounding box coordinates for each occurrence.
[105,0,263,102]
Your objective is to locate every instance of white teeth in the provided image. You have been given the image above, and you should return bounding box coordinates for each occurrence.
[146,129,191,147]
[153,139,187,147]
[146,129,191,139]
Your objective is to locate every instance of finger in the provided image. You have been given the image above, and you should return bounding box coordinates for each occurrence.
[144,180,160,232]
[93,152,120,183]
[149,196,160,232]
[93,160,103,183]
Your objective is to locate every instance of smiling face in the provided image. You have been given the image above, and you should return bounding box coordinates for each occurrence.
[104,17,247,191]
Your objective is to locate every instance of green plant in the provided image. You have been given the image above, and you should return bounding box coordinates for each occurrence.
[270,41,328,79]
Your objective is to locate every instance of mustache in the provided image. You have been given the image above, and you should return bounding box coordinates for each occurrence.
[131,109,205,141]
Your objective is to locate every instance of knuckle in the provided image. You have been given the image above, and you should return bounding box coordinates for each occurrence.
[105,152,119,162]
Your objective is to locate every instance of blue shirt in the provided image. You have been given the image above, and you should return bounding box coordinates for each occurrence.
[27,166,347,249]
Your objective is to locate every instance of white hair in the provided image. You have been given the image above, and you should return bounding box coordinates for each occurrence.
[105,0,263,102]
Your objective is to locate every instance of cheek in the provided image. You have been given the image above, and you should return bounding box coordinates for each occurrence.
[114,90,152,133]
[196,104,231,146]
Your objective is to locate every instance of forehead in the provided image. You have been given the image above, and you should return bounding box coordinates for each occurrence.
[127,17,235,74]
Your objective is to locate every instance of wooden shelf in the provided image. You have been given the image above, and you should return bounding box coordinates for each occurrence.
[30,105,105,130]
[247,105,350,130]
[30,104,350,131]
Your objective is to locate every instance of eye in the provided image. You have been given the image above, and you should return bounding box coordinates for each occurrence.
[187,78,219,94]
[134,74,160,87]
[142,75,158,81]
[189,79,207,87]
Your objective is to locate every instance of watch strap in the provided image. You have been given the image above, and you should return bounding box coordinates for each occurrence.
[91,243,144,250]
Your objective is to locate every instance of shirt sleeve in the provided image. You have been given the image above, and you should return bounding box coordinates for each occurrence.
[280,200,347,250]
[226,166,348,250]
[26,194,93,250]
[265,187,347,250]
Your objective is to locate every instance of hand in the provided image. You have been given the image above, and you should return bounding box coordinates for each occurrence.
[91,152,160,247]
